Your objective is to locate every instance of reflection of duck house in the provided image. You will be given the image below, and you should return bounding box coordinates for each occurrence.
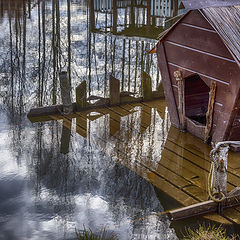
[157,6,240,145]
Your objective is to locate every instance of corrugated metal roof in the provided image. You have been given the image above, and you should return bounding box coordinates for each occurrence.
[202,6,240,63]
[182,0,240,9]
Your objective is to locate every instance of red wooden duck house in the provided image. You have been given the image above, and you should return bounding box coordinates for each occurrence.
[156,1,240,146]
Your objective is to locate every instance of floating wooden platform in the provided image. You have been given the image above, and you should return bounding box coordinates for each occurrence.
[28,99,240,225]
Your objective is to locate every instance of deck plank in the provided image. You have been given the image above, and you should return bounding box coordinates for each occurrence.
[45,100,240,224]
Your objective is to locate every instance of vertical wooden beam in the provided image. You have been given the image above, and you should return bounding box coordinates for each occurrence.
[205,81,216,143]
[110,115,120,136]
[59,71,73,114]
[76,113,87,138]
[60,119,72,154]
[174,70,185,130]
[213,80,240,142]
[109,75,120,105]
[156,42,180,128]
[76,80,87,111]
[141,71,152,101]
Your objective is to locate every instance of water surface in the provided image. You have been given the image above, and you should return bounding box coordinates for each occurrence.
[0,0,185,239]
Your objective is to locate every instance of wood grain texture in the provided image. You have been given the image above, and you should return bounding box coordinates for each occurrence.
[156,42,180,128]
[181,10,214,30]
[164,41,239,84]
[166,23,233,60]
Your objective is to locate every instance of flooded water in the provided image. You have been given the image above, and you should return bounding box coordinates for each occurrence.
[0,0,185,239]
[1,0,240,240]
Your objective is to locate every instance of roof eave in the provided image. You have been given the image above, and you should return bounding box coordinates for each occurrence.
[199,8,240,68]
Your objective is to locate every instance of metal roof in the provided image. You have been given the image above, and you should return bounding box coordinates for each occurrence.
[182,0,240,9]
[202,6,240,63]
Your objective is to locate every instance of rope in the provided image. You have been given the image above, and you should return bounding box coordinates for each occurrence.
[208,161,226,202]
[208,141,240,202]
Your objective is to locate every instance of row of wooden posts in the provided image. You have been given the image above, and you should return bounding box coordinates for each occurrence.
[62,71,164,114]
[28,71,164,118]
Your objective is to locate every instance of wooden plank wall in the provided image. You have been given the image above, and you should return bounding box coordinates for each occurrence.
[160,9,240,141]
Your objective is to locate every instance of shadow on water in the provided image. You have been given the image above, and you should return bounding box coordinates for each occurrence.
[1,0,240,239]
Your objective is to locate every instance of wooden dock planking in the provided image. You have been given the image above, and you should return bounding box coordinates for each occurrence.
[36,99,240,224]
[137,101,240,189]
[75,115,201,207]
[56,109,202,207]
[119,103,235,193]
[165,131,240,189]
[103,104,236,224]
[166,125,240,174]
[164,141,236,191]
[84,107,215,204]
[92,104,236,202]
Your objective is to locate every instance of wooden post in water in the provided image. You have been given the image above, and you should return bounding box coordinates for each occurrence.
[59,71,73,114]
[60,119,72,154]
[174,70,185,130]
[205,81,216,143]
[76,81,87,111]
[141,71,152,101]
[109,75,120,105]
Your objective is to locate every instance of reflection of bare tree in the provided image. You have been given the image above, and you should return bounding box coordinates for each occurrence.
[67,0,71,85]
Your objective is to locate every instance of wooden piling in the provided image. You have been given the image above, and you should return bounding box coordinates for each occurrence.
[205,81,216,143]
[59,71,73,114]
[141,71,152,101]
[174,70,185,130]
[109,75,120,105]
[76,80,87,111]
[60,119,72,154]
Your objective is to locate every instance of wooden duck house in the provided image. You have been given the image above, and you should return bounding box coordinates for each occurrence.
[156,3,240,145]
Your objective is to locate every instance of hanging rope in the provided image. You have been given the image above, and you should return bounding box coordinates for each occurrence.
[208,141,240,202]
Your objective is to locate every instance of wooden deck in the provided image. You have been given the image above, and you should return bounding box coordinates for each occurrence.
[29,99,240,225]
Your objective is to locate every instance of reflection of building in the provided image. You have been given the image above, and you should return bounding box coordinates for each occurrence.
[94,0,182,17]
[0,0,28,18]
[90,0,185,39]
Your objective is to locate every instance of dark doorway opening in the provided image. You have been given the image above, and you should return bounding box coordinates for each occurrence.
[184,74,210,125]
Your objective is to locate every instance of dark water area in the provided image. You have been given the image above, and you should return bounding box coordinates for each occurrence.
[0,0,212,239]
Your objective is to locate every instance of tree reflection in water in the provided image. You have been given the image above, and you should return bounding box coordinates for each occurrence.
[0,0,183,239]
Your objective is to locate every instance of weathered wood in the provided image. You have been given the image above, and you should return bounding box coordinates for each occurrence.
[164,41,239,84]
[76,113,87,138]
[181,10,214,30]
[28,99,240,224]
[166,22,233,60]
[156,42,180,128]
[141,71,152,101]
[213,82,240,143]
[59,71,73,114]
[109,76,120,105]
[174,70,185,130]
[169,192,240,221]
[205,81,216,142]
[60,119,72,154]
[76,80,87,111]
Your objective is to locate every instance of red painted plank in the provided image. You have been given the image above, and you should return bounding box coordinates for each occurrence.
[156,42,180,128]
[164,41,239,84]
[166,23,233,60]
[181,10,214,30]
